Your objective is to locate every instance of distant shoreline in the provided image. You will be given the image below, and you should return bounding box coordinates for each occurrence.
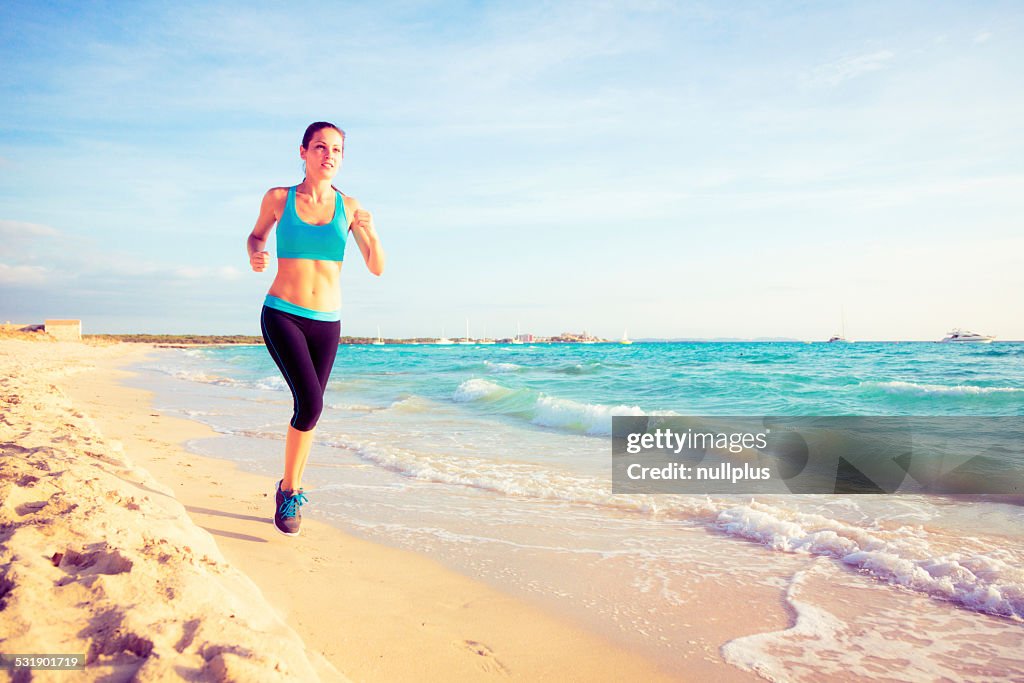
[80,334,1024,346]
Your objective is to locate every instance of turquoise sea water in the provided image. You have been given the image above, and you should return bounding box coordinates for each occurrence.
[154,340,1024,421]
[131,341,1024,680]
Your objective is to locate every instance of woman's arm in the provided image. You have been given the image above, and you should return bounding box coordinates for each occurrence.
[346,197,385,276]
[247,188,286,272]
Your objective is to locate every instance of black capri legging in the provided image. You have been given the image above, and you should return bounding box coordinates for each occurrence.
[260,305,341,431]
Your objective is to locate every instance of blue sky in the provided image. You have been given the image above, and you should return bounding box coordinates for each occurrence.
[2,1,1021,340]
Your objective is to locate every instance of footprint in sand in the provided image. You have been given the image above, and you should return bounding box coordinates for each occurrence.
[80,611,154,667]
[459,639,509,675]
[14,499,48,515]
[52,546,134,576]
[0,573,14,610]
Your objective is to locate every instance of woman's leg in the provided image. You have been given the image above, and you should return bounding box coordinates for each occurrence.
[260,306,327,491]
[283,425,316,492]
[290,318,341,489]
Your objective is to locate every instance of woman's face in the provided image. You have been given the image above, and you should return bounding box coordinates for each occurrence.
[300,128,344,180]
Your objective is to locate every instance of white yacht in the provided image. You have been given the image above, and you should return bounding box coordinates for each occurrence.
[940,328,995,343]
[372,327,384,345]
[620,328,633,345]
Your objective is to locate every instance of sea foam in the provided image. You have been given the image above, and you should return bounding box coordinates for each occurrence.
[861,380,1023,395]
[451,378,648,435]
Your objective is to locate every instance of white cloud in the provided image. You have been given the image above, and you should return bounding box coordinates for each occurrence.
[0,263,49,285]
[974,31,992,44]
[173,266,204,280]
[218,265,242,281]
[807,50,895,87]
[0,219,60,239]
[169,265,244,282]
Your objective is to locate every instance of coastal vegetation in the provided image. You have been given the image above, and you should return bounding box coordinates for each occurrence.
[81,334,615,345]
[85,334,264,345]
[83,334,445,346]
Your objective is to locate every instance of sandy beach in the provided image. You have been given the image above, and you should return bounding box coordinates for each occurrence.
[5,336,1023,682]
[1,337,691,682]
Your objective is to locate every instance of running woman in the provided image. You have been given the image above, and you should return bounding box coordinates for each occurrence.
[246,121,385,536]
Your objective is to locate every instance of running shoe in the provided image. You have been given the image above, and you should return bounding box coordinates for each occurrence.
[273,479,307,536]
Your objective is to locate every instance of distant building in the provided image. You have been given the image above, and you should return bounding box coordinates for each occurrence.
[558,331,598,342]
[45,319,82,341]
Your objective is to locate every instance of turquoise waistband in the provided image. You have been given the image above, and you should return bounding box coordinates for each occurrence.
[263,294,341,322]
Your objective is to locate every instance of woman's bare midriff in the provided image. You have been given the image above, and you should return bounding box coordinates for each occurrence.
[268,258,344,312]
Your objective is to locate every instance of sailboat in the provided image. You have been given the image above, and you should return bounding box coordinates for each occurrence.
[620,328,633,345]
[456,318,473,344]
[372,327,384,345]
[827,308,853,343]
[511,321,524,345]
[435,327,454,345]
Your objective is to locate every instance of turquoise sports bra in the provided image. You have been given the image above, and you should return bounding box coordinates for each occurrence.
[276,186,348,261]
